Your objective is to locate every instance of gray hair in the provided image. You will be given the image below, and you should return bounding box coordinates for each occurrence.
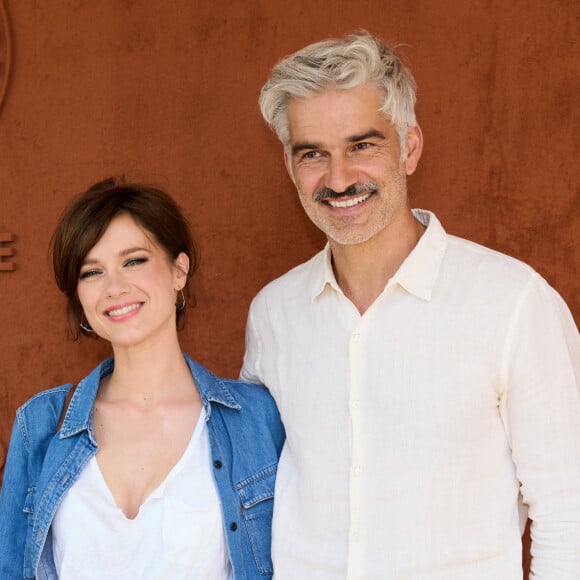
[259,32,417,150]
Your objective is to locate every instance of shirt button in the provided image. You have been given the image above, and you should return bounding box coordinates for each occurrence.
[351,399,360,409]
[213,460,223,469]
[230,522,238,531]
[352,333,360,342]
[353,465,362,476]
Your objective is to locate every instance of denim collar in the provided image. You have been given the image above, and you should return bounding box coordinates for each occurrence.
[58,353,241,443]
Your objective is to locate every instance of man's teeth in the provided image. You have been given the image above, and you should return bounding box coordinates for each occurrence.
[327,192,371,208]
[107,304,140,317]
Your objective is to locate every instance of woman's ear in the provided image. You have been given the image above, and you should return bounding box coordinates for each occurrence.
[174,252,190,289]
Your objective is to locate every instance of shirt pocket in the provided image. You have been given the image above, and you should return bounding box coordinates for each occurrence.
[162,496,227,572]
[238,464,277,576]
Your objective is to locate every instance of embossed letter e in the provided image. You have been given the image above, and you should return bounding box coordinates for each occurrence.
[0,232,14,271]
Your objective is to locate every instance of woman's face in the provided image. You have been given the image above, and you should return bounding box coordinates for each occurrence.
[76,212,189,351]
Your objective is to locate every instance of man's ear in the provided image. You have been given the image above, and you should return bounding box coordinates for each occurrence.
[404,124,423,176]
[174,252,190,289]
[284,149,296,184]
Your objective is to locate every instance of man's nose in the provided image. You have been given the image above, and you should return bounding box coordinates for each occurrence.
[324,156,355,194]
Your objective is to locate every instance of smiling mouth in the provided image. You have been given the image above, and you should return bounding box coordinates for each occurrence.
[327,192,372,208]
[106,303,142,317]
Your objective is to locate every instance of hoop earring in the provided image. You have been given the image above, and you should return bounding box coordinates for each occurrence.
[79,313,94,333]
[176,288,186,311]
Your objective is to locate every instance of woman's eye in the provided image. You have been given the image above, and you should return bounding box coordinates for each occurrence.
[125,257,148,267]
[79,269,100,280]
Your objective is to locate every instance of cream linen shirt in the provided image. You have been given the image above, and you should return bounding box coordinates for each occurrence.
[241,210,580,579]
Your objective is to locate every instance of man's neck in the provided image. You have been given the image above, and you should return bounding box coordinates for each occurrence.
[330,208,425,315]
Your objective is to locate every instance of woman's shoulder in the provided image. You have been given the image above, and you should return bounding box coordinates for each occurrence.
[184,354,276,405]
[214,376,281,423]
[222,378,276,404]
[16,384,74,430]
[16,359,107,433]
[18,384,73,413]
[213,379,285,456]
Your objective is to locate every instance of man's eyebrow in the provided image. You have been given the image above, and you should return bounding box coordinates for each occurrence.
[347,129,386,143]
[291,141,322,156]
[291,129,386,157]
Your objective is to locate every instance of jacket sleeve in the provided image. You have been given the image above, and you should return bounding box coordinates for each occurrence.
[0,411,32,579]
[503,275,580,578]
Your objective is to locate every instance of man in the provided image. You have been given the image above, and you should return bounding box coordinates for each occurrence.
[241,32,580,578]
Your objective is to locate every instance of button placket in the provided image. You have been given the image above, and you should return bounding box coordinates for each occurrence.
[347,322,366,576]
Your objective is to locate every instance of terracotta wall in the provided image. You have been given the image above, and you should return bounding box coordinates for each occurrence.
[0,1,578,573]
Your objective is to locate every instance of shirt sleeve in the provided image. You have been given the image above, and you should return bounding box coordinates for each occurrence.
[502,274,580,578]
[240,297,263,384]
[0,412,32,579]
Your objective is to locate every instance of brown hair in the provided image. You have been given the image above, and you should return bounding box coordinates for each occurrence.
[50,176,198,339]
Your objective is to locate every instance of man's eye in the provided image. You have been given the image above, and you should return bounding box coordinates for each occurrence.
[302,151,321,160]
[354,142,371,150]
[125,257,148,267]
[79,269,100,280]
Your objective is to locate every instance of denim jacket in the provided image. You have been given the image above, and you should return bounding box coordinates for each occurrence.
[0,354,285,579]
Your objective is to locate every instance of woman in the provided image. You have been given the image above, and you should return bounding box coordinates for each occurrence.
[0,177,285,579]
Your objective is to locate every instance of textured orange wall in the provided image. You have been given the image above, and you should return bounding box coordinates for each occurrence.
[0,2,578,573]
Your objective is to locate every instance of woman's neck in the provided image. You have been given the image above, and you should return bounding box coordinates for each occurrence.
[101,335,196,404]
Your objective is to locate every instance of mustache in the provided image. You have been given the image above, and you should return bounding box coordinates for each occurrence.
[313,182,378,202]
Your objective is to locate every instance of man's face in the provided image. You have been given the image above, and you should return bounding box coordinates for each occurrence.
[284,83,421,246]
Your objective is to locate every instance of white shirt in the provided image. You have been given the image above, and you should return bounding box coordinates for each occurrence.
[52,409,233,580]
[241,209,580,579]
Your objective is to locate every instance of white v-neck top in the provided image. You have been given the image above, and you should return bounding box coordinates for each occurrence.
[52,409,233,580]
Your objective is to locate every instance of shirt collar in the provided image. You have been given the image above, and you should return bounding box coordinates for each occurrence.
[58,358,113,442]
[391,209,447,301]
[183,354,242,417]
[310,208,447,303]
[59,354,242,439]
[311,244,341,301]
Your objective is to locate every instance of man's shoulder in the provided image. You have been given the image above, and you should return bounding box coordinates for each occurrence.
[445,233,539,286]
[419,210,540,286]
[252,248,326,303]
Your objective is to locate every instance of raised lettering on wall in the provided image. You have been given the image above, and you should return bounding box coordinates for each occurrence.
[0,232,15,271]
